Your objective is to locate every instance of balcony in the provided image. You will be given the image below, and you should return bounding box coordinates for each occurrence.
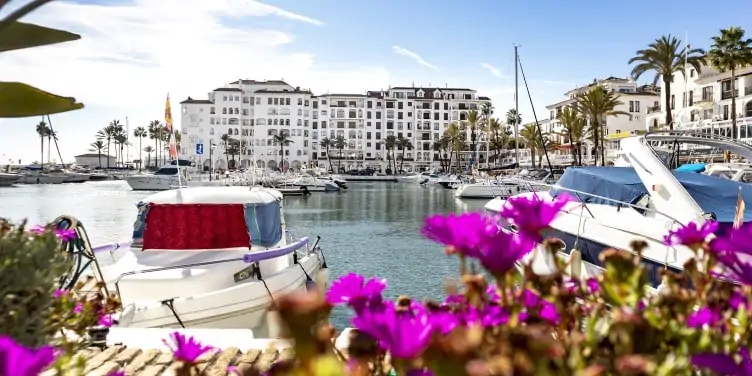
[696,94,714,104]
[647,105,661,114]
[746,87,752,96]
[721,89,738,100]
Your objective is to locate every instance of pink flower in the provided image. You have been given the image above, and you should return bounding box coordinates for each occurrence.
[500,194,571,242]
[421,212,498,257]
[163,332,215,364]
[98,314,114,328]
[664,221,718,250]
[55,228,77,242]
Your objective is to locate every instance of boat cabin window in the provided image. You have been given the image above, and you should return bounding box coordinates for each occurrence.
[708,170,735,180]
[154,167,178,175]
[740,172,752,184]
[132,201,283,251]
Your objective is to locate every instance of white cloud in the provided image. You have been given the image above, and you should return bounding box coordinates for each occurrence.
[479,63,506,79]
[0,0,391,162]
[392,46,439,72]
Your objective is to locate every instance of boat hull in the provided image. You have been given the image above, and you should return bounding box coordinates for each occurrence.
[0,173,22,186]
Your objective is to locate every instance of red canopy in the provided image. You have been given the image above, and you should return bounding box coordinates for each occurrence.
[142,203,250,251]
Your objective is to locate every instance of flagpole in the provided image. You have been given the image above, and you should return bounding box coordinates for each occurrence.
[126,116,130,166]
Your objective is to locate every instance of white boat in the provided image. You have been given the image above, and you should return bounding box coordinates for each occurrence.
[485,130,752,288]
[18,169,67,184]
[395,173,424,184]
[283,176,340,192]
[125,161,192,191]
[455,169,554,199]
[62,186,326,334]
[0,172,22,186]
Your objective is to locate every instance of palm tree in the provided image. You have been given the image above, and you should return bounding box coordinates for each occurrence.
[220,134,232,170]
[575,86,630,166]
[628,35,706,130]
[143,146,155,169]
[557,107,587,165]
[114,133,128,166]
[45,127,57,166]
[96,120,120,169]
[444,122,464,172]
[273,132,294,172]
[519,124,540,168]
[334,136,346,173]
[36,121,47,167]
[506,109,522,161]
[708,27,752,139]
[89,140,106,168]
[395,136,413,172]
[319,137,333,172]
[133,126,147,170]
[148,120,162,167]
[464,109,482,169]
[486,118,503,163]
[381,135,397,173]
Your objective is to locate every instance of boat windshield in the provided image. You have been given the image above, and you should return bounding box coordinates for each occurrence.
[707,170,736,180]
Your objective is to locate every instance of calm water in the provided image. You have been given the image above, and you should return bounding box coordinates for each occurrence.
[0,181,487,326]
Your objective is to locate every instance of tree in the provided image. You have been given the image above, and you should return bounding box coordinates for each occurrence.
[89,140,106,169]
[96,120,120,169]
[444,122,464,172]
[708,27,752,139]
[114,132,128,166]
[35,121,47,167]
[382,135,397,173]
[143,146,155,169]
[334,136,346,173]
[395,136,413,172]
[320,137,333,172]
[464,109,482,169]
[133,126,147,170]
[519,124,540,168]
[148,120,162,167]
[44,127,57,166]
[506,109,522,161]
[557,107,587,165]
[273,132,293,172]
[575,86,630,166]
[628,35,706,130]
[220,133,232,170]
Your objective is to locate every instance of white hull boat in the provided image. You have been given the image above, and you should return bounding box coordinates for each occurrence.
[0,172,22,186]
[485,130,752,289]
[283,176,340,192]
[58,186,328,334]
[19,172,67,184]
[63,172,91,183]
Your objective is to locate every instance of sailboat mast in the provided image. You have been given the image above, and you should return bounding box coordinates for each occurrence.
[126,116,130,166]
[514,44,520,166]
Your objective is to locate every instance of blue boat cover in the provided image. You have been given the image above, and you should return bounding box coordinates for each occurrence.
[244,201,283,247]
[675,163,707,173]
[550,166,752,224]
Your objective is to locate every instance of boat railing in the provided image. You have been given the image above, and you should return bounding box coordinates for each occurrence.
[510,178,686,227]
[643,129,752,159]
[111,237,312,303]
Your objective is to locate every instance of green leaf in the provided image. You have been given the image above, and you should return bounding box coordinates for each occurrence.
[0,82,83,118]
[0,21,80,52]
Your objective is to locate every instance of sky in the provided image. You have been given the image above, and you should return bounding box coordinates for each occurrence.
[1,0,750,164]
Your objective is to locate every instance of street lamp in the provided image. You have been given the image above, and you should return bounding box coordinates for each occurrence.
[209,140,216,181]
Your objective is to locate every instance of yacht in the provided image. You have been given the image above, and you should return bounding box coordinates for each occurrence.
[485,130,752,288]
[282,175,341,192]
[57,186,326,334]
[455,169,555,199]
[125,160,194,191]
[0,172,22,186]
[17,166,67,184]
[395,172,424,184]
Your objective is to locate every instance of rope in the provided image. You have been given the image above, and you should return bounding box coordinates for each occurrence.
[161,298,185,328]
[253,263,275,305]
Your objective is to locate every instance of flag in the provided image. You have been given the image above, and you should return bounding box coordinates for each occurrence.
[164,94,177,160]
[733,185,745,229]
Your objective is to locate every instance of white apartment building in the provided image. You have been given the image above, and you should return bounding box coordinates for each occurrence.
[539,77,659,164]
[645,64,752,141]
[181,80,491,172]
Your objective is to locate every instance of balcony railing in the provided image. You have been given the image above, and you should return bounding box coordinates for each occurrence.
[745,87,752,96]
[697,94,714,103]
[647,105,661,114]
[721,89,738,100]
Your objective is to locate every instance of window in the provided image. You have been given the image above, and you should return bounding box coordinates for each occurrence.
[688,90,694,106]
[298,98,303,105]
[286,98,291,105]
[670,95,675,110]
[267,98,272,105]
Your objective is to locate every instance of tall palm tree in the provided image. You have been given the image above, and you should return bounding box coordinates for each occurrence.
[628,35,706,130]
[575,86,630,166]
[148,120,162,167]
[273,132,293,172]
[444,122,464,172]
[220,134,232,170]
[334,135,347,173]
[557,107,587,165]
[487,118,503,163]
[519,124,540,168]
[708,27,752,139]
[114,133,128,166]
[133,126,147,170]
[381,135,397,173]
[89,140,106,169]
[35,121,47,167]
[45,127,57,166]
[464,109,482,168]
[320,137,333,172]
[395,136,413,172]
[506,109,522,162]
[96,120,120,169]
[143,146,155,169]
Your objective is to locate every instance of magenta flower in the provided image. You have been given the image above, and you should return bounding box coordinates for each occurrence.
[53,289,68,299]
[98,314,114,328]
[692,346,752,375]
[352,301,433,359]
[730,290,750,311]
[711,223,752,255]
[28,225,46,235]
[406,369,434,376]
[162,332,215,364]
[107,371,125,376]
[711,251,752,286]
[586,278,600,294]
[520,290,559,325]
[663,220,718,250]
[486,285,500,302]
[500,193,571,242]
[55,228,77,242]
[475,230,535,277]
[687,307,723,328]
[0,336,56,376]
[326,273,386,313]
[421,212,498,257]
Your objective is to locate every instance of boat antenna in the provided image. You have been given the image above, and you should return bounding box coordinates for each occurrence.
[516,47,554,175]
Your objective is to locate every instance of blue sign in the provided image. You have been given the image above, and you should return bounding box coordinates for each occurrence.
[196,143,204,155]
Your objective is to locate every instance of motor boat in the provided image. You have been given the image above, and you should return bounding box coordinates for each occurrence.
[485,130,752,289]
[455,169,554,199]
[57,186,327,335]
[0,172,22,186]
[282,176,340,192]
[17,166,67,184]
[125,160,198,191]
[300,167,348,189]
[395,172,424,184]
